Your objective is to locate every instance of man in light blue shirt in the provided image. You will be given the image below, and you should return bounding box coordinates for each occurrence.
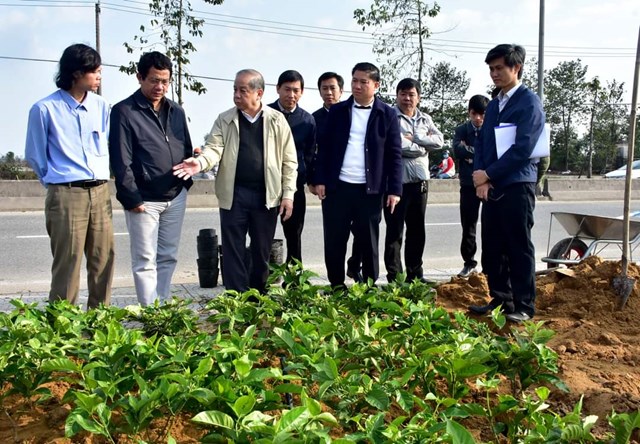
[25,43,114,309]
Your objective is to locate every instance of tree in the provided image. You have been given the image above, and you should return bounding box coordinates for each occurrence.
[422,61,469,140]
[583,77,601,178]
[544,60,588,172]
[521,57,540,94]
[354,0,441,94]
[0,152,37,180]
[122,0,224,105]
[593,79,628,171]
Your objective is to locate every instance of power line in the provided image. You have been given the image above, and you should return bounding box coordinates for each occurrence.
[3,0,637,57]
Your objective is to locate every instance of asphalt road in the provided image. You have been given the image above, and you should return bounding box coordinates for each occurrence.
[1,199,636,294]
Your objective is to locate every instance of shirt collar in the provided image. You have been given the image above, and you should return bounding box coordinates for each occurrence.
[395,106,421,119]
[353,98,375,108]
[277,101,296,114]
[133,89,171,111]
[498,82,522,101]
[240,104,263,122]
[59,89,88,110]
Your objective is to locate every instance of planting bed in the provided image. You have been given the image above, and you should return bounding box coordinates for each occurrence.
[0,257,639,443]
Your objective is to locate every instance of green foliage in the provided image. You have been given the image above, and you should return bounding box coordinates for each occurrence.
[354,0,441,94]
[0,270,635,442]
[423,61,469,141]
[121,0,224,104]
[0,151,37,180]
[545,59,589,172]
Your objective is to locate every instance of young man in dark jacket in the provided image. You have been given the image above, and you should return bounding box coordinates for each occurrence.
[109,51,193,306]
[267,70,316,264]
[470,44,546,323]
[453,94,489,278]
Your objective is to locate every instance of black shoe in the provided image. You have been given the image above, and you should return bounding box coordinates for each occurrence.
[346,268,363,283]
[468,300,513,315]
[457,265,477,278]
[505,312,532,323]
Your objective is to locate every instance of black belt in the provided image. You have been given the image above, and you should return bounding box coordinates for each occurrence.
[55,180,108,189]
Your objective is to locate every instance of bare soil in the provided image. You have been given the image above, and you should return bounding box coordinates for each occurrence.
[2,256,639,442]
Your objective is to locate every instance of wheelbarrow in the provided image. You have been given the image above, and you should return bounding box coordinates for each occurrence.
[541,212,640,268]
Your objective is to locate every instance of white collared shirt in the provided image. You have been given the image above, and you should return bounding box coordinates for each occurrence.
[340,99,374,183]
[241,106,263,123]
[498,82,522,112]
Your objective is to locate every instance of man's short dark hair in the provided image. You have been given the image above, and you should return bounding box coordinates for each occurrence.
[137,51,173,79]
[468,94,489,113]
[485,44,526,79]
[396,78,421,95]
[352,62,380,82]
[55,44,101,91]
[317,72,344,90]
[277,70,304,90]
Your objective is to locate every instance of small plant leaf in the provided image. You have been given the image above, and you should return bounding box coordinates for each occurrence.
[232,394,256,418]
[192,410,235,429]
[365,388,390,411]
[446,419,476,444]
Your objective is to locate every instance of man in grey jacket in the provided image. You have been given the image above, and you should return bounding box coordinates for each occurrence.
[384,78,443,283]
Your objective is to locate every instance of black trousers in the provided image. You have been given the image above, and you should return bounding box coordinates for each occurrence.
[322,181,383,287]
[481,182,536,316]
[281,182,306,263]
[459,185,482,268]
[220,186,278,293]
[383,181,428,281]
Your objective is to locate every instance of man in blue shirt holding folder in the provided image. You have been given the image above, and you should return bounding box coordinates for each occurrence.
[469,43,545,323]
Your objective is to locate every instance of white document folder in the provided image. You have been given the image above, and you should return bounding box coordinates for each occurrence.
[494,123,550,160]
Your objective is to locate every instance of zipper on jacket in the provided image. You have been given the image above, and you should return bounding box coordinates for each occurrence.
[150,107,174,164]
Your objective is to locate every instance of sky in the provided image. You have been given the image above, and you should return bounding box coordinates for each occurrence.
[0,0,638,157]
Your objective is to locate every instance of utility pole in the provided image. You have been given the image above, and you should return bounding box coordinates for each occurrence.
[95,0,102,95]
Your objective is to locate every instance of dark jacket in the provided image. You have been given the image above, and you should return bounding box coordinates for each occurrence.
[474,85,545,191]
[267,101,316,186]
[109,89,193,210]
[453,121,481,187]
[312,106,329,141]
[314,96,403,196]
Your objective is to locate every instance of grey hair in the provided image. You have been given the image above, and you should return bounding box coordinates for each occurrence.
[236,69,265,90]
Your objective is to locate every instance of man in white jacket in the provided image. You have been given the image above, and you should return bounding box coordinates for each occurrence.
[173,69,297,293]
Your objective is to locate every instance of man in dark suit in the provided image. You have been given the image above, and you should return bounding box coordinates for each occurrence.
[470,44,546,323]
[313,62,403,289]
[267,70,316,264]
[311,72,364,282]
[453,94,489,278]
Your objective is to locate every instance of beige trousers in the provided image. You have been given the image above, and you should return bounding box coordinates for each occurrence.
[45,183,115,308]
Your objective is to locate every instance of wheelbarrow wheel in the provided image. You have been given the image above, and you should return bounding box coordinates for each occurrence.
[547,237,589,269]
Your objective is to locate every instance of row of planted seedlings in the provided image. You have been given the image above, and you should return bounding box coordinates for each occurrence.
[1,263,639,443]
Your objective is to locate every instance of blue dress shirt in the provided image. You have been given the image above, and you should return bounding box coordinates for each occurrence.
[25,90,110,186]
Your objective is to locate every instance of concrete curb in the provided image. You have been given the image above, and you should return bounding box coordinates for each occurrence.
[0,178,637,211]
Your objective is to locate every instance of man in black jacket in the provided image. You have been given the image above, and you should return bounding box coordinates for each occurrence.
[109,51,193,306]
[453,94,489,278]
[268,70,316,263]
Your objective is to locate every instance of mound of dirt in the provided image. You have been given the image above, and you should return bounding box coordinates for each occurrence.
[437,256,640,423]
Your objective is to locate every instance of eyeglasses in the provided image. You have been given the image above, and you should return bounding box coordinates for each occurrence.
[147,77,171,86]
